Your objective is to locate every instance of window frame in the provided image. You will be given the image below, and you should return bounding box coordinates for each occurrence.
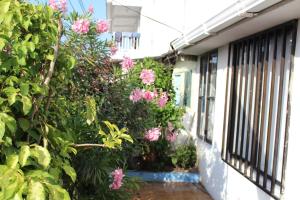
[221,20,298,199]
[197,50,218,144]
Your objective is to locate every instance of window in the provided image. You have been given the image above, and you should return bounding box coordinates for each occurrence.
[173,70,192,107]
[183,70,192,107]
[197,51,218,143]
[221,21,297,199]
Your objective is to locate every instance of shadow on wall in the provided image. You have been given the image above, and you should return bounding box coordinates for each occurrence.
[197,141,275,200]
[197,140,227,200]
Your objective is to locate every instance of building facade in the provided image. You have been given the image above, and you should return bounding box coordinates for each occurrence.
[107,0,300,199]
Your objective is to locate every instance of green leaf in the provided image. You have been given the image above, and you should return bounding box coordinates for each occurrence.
[27,42,35,52]
[120,133,133,143]
[5,76,19,86]
[86,96,96,125]
[0,113,17,134]
[3,87,19,105]
[30,145,51,168]
[0,120,4,141]
[21,96,32,115]
[26,170,56,183]
[46,54,54,61]
[20,83,29,96]
[19,146,30,167]
[27,181,45,200]
[0,38,6,51]
[67,56,76,69]
[22,20,31,31]
[6,154,19,168]
[0,97,5,105]
[17,56,26,66]
[62,165,76,182]
[18,118,30,132]
[46,183,70,200]
[0,0,10,24]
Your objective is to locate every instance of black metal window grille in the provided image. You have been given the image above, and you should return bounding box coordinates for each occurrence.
[221,20,297,199]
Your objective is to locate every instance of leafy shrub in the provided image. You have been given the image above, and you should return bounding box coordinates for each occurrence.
[0,1,134,199]
[171,143,197,169]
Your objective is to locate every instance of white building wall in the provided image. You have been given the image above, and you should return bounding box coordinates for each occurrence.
[281,19,300,200]
[179,19,300,200]
[172,59,199,145]
[137,0,242,58]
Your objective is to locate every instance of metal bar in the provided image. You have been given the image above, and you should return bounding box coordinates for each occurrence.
[256,34,270,185]
[264,32,277,189]
[270,28,286,193]
[240,40,251,172]
[204,54,211,142]
[234,42,245,167]
[250,36,263,180]
[226,44,238,161]
[222,45,232,159]
[230,44,240,162]
[245,39,257,174]
[280,21,297,195]
[197,57,205,138]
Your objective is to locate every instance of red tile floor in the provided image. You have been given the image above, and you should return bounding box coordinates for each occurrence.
[133,182,213,200]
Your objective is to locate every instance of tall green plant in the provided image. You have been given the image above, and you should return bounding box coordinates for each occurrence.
[0,1,133,199]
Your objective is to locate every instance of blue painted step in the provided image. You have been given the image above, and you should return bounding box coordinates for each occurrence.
[126,170,200,183]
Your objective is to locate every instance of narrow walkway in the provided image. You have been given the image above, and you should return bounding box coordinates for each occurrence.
[133,182,212,200]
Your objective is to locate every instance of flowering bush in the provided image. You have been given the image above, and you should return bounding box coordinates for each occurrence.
[111,58,184,171]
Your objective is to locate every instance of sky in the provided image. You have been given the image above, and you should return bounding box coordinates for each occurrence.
[31,0,107,19]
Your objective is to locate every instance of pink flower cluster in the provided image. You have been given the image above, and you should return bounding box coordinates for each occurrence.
[72,19,90,34]
[143,90,158,102]
[158,92,168,108]
[49,0,67,12]
[96,20,109,33]
[121,56,134,72]
[110,168,125,190]
[144,128,161,141]
[88,4,94,13]
[129,88,144,103]
[140,69,155,85]
[129,88,168,107]
[166,122,177,142]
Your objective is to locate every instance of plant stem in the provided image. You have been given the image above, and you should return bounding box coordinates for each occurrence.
[73,143,106,148]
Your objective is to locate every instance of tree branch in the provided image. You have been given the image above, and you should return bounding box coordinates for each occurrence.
[43,18,63,86]
[72,143,106,148]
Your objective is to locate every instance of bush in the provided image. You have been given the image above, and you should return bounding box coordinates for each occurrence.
[171,143,197,169]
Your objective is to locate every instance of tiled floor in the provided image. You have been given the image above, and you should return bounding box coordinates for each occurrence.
[133,182,213,200]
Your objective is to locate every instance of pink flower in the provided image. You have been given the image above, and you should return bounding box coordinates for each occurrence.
[96,20,109,33]
[166,132,177,142]
[110,45,118,55]
[72,19,90,34]
[157,92,168,108]
[140,69,155,85]
[121,56,134,72]
[88,4,94,13]
[144,128,161,141]
[110,168,125,190]
[49,0,58,10]
[129,88,144,103]
[48,0,67,12]
[143,90,156,102]
[59,0,67,12]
